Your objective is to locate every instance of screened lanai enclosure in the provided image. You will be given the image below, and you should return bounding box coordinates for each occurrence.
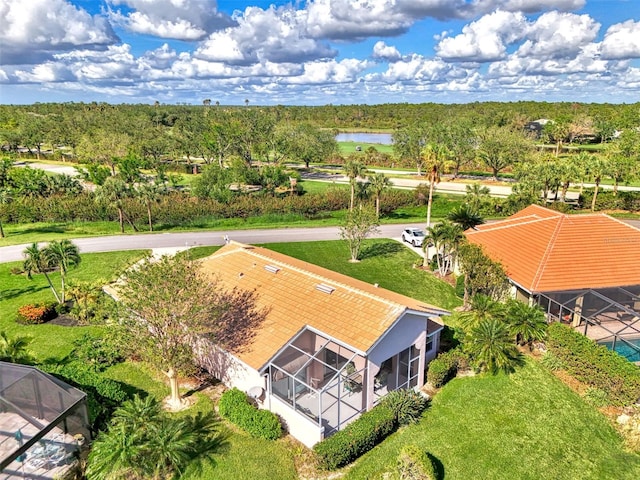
[536,285,640,363]
[267,328,421,437]
[0,362,90,479]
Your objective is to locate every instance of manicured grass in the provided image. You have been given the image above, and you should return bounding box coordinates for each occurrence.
[346,359,640,480]
[338,141,394,155]
[262,239,461,310]
[0,250,147,361]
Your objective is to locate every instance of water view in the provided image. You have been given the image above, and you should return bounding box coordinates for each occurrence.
[335,132,393,145]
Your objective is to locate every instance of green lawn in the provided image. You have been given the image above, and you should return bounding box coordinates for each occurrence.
[0,250,147,361]
[346,359,640,480]
[338,141,394,155]
[262,239,461,310]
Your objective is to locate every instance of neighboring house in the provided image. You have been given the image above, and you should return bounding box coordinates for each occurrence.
[0,362,90,478]
[197,242,448,447]
[465,204,640,361]
[524,118,550,138]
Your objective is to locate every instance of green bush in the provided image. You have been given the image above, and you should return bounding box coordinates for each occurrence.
[427,348,468,388]
[546,323,640,406]
[455,275,464,298]
[540,352,563,371]
[71,333,125,371]
[314,405,396,470]
[380,389,428,426]
[40,361,129,431]
[218,388,281,440]
[396,444,437,480]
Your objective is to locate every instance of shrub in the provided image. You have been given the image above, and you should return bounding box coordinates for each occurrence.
[71,333,125,371]
[314,405,396,470]
[54,302,71,315]
[40,361,129,432]
[16,302,57,324]
[540,352,563,371]
[396,444,437,480]
[455,275,465,298]
[380,389,428,426]
[546,323,640,406]
[427,348,468,388]
[584,387,609,408]
[218,388,281,440]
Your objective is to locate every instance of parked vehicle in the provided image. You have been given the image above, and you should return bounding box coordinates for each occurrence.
[401,228,426,247]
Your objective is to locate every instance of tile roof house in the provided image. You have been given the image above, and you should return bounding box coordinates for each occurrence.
[465,205,640,361]
[196,242,448,447]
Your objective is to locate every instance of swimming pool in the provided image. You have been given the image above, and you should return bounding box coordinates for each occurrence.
[598,338,640,363]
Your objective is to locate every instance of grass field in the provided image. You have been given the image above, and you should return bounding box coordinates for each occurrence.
[345,359,640,480]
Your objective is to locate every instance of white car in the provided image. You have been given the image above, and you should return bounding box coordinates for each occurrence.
[401,228,426,247]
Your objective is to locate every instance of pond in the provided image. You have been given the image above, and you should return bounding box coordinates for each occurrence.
[335,132,393,145]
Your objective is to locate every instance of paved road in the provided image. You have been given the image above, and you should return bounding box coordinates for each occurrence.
[0,224,422,263]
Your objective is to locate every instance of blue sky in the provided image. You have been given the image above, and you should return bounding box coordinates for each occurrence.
[0,0,638,105]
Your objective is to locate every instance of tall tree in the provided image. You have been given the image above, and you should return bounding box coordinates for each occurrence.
[343,159,368,211]
[421,143,452,228]
[477,126,532,180]
[23,242,61,303]
[393,123,428,175]
[95,176,137,233]
[0,187,11,238]
[367,172,391,218]
[136,181,166,232]
[585,154,609,211]
[44,239,81,303]
[423,221,463,274]
[339,205,379,262]
[116,254,265,409]
[457,243,509,307]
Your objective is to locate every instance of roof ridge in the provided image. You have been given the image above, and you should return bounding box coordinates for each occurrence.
[530,214,564,291]
[470,215,555,233]
[243,246,408,313]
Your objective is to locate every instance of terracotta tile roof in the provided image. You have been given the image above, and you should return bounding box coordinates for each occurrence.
[198,242,447,370]
[465,205,640,293]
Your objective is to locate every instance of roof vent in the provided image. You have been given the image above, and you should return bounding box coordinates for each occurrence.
[264,264,280,274]
[315,283,335,294]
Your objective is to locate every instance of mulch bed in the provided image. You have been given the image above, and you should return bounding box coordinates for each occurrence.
[47,314,79,327]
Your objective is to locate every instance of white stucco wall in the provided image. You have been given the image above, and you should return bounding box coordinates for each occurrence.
[369,313,429,367]
[268,395,324,448]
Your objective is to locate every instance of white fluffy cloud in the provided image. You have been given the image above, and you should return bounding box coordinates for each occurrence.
[516,11,599,59]
[372,42,402,62]
[600,20,640,60]
[195,5,335,65]
[0,0,118,64]
[436,10,527,61]
[106,0,233,40]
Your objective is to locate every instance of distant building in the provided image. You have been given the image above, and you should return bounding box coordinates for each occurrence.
[524,119,551,138]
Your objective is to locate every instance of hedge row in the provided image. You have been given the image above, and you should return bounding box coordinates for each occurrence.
[40,361,129,432]
[579,189,640,212]
[427,348,469,388]
[546,323,640,406]
[314,405,396,470]
[218,388,282,440]
[2,189,417,225]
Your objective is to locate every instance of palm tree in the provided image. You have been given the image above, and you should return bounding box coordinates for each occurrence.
[95,176,136,233]
[585,154,609,212]
[137,181,165,232]
[0,187,11,238]
[421,143,452,228]
[0,331,34,364]
[505,299,547,349]
[466,318,521,374]
[344,159,368,211]
[464,183,491,211]
[23,242,61,303]
[367,172,391,218]
[423,221,463,272]
[44,239,81,303]
[86,395,221,480]
[458,294,504,330]
[447,204,484,230]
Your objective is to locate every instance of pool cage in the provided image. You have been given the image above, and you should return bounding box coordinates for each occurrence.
[536,285,640,362]
[268,328,367,437]
[0,362,90,477]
